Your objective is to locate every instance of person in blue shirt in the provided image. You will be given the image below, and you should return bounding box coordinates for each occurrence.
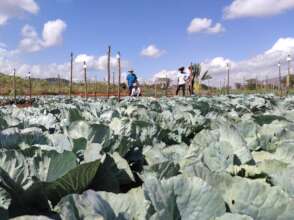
[126,69,138,95]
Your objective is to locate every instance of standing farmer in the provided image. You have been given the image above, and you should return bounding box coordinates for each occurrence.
[176,67,189,96]
[188,65,197,96]
[126,69,138,96]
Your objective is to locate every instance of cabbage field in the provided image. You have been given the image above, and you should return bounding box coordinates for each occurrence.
[1,95,294,220]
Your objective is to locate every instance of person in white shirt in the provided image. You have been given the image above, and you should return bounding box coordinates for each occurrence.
[131,83,141,97]
[176,66,189,96]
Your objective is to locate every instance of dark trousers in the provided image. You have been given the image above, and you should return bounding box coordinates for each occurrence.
[176,84,185,96]
[189,80,195,95]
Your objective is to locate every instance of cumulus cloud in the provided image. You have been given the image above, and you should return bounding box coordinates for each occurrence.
[141,44,165,58]
[75,54,123,71]
[224,0,294,19]
[75,54,95,64]
[0,0,39,25]
[19,19,67,52]
[266,37,294,54]
[203,39,294,87]
[187,18,225,34]
[42,19,67,47]
[152,37,294,87]
[0,42,7,48]
[0,42,131,82]
[153,69,178,83]
[19,24,42,52]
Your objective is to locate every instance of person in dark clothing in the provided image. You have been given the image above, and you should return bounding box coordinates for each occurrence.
[126,69,138,96]
[176,67,189,96]
[188,65,196,96]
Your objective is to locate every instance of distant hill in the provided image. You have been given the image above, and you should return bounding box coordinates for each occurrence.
[0,73,69,84]
[44,77,70,84]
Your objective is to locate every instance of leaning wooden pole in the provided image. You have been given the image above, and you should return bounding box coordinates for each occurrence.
[107,46,111,98]
[117,52,121,102]
[70,52,73,98]
[13,68,16,104]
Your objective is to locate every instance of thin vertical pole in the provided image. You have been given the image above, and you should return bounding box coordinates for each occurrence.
[29,72,32,103]
[58,74,61,96]
[165,72,168,97]
[155,83,157,97]
[70,52,73,98]
[117,52,121,102]
[265,75,268,93]
[227,64,230,95]
[112,71,115,95]
[255,75,258,92]
[278,63,282,95]
[107,46,111,98]
[84,61,87,99]
[95,76,97,100]
[288,56,291,93]
[219,80,222,95]
[13,68,16,103]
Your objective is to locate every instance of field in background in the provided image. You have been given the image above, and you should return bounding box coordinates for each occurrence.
[1,73,294,100]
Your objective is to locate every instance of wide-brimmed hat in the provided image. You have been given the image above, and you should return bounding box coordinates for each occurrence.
[128,69,134,73]
[178,66,185,71]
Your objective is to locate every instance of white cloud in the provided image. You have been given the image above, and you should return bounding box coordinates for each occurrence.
[19,19,67,52]
[0,42,7,48]
[266,37,294,54]
[19,24,42,52]
[75,54,95,64]
[205,57,235,71]
[152,37,294,87]
[203,39,294,87]
[0,0,39,25]
[153,69,178,82]
[42,19,67,47]
[0,48,128,81]
[187,18,225,34]
[141,44,165,58]
[75,53,123,71]
[224,0,294,19]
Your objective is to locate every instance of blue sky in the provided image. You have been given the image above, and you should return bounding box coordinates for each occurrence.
[1,0,294,84]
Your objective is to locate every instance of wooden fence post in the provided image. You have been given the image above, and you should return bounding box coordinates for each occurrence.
[117,52,121,102]
[28,72,32,103]
[165,73,168,97]
[113,71,115,86]
[226,63,230,95]
[95,76,97,100]
[58,74,61,95]
[70,52,73,98]
[13,68,16,104]
[83,61,88,100]
[107,46,111,98]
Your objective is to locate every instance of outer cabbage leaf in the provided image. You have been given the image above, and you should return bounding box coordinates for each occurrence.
[144,175,226,220]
